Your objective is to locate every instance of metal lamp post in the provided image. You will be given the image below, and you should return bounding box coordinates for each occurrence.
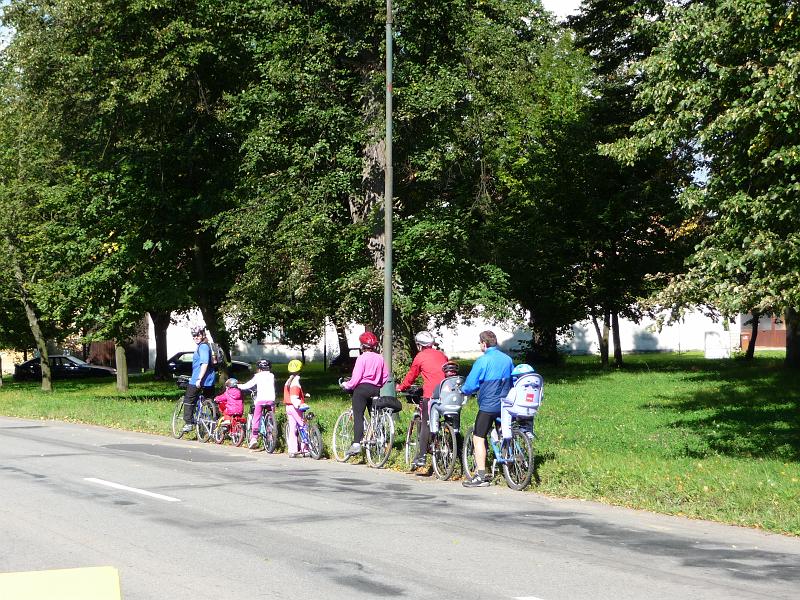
[381,0,395,397]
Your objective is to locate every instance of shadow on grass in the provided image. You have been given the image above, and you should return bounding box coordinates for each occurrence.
[533,450,556,486]
[655,373,800,462]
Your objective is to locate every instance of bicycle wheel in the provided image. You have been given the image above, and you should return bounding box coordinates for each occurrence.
[230,423,245,447]
[171,399,185,439]
[366,410,394,469]
[264,412,278,453]
[461,426,477,480]
[502,428,534,490]
[404,413,421,467]
[432,421,457,481]
[332,410,354,462]
[214,424,225,444]
[196,400,216,443]
[308,423,323,460]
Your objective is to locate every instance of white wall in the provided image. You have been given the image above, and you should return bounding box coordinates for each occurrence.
[149,309,741,368]
[565,312,741,356]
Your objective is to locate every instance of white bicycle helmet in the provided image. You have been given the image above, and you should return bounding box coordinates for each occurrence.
[414,330,435,347]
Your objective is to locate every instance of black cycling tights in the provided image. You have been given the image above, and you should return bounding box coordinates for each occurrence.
[351,383,380,444]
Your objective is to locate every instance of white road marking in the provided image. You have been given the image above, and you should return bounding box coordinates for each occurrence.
[84,478,181,502]
[514,597,548,600]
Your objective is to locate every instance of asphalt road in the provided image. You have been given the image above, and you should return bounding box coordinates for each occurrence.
[1,416,798,600]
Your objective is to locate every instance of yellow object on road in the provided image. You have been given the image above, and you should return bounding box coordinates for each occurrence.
[0,566,121,599]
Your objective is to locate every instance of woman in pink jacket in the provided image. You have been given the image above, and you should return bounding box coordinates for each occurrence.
[340,331,388,457]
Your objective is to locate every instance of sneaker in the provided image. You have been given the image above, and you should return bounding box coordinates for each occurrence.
[345,442,362,457]
[248,439,259,450]
[410,457,426,470]
[462,474,490,488]
[181,424,194,434]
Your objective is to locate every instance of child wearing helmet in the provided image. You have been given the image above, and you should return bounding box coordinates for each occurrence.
[238,359,276,449]
[396,331,449,470]
[500,363,543,439]
[340,331,389,457]
[214,377,244,424]
[284,359,309,457]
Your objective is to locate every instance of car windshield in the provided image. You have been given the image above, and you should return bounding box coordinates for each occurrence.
[65,356,89,365]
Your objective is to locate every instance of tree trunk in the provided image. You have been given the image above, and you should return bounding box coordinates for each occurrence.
[6,237,52,391]
[335,321,350,360]
[115,343,129,392]
[590,310,610,367]
[611,310,623,367]
[744,311,760,360]
[785,308,800,369]
[149,310,171,380]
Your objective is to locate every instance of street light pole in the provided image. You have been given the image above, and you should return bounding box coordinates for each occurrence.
[381,0,395,396]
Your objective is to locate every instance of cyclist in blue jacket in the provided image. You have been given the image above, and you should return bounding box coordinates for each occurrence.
[461,330,513,487]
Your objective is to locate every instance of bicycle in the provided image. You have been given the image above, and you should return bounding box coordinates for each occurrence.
[332,378,395,468]
[171,375,217,442]
[461,417,535,490]
[212,413,248,446]
[283,398,323,459]
[402,379,464,481]
[245,394,279,453]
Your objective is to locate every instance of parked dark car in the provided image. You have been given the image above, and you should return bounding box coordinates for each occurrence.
[167,352,251,378]
[13,355,117,381]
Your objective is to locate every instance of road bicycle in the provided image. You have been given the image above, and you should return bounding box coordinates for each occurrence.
[402,382,463,481]
[332,378,395,468]
[283,399,323,459]
[245,395,279,453]
[171,376,217,442]
[461,417,535,490]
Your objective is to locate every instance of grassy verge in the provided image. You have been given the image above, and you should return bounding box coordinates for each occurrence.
[1,352,798,535]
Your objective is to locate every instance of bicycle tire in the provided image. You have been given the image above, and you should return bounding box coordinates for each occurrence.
[264,412,277,453]
[171,399,185,439]
[214,423,225,444]
[502,428,534,490]
[332,410,354,462]
[404,413,421,467]
[461,426,477,480]
[231,423,245,447]
[366,410,394,468]
[196,399,216,443]
[308,422,323,459]
[432,421,457,481]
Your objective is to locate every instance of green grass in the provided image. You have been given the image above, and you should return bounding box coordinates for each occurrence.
[1,352,798,535]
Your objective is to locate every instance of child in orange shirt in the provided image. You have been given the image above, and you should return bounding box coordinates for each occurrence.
[283,360,309,457]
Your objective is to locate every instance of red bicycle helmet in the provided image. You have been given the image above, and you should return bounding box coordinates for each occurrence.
[359,331,379,349]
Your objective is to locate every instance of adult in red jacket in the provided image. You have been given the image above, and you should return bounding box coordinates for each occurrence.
[396,330,449,470]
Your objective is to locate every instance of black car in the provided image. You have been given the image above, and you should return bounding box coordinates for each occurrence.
[167,352,251,379]
[13,355,117,381]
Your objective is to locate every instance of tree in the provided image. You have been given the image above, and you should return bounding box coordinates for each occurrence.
[612,0,800,366]
[568,0,695,367]
[4,0,250,385]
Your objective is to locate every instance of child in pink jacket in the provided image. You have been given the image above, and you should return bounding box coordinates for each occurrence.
[214,378,244,421]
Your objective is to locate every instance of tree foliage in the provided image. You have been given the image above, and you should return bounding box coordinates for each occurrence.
[611,0,800,363]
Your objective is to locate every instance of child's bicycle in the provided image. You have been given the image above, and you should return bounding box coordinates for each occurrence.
[461,417,535,490]
[212,412,248,446]
[332,378,395,468]
[171,375,217,442]
[283,397,323,459]
[245,393,279,453]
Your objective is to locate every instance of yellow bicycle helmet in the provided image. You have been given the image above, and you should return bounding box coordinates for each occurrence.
[287,359,303,373]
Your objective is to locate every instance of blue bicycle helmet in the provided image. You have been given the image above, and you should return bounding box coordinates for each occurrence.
[511,363,535,384]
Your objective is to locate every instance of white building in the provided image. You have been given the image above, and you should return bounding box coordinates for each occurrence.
[148,309,743,368]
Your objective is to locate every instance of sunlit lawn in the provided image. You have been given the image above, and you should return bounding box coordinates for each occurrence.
[1,351,798,535]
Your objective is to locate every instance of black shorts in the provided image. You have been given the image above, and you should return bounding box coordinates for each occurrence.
[473,410,501,439]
